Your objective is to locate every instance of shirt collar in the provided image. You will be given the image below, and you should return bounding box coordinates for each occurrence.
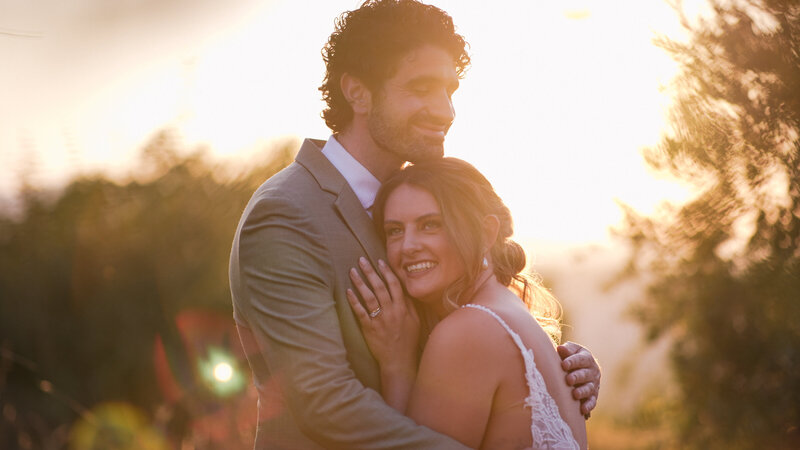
[320,135,381,213]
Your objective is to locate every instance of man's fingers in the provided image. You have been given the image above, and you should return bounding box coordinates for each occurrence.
[580,395,597,418]
[565,368,598,386]
[571,382,595,401]
[557,342,580,360]
[559,341,601,418]
[561,349,595,372]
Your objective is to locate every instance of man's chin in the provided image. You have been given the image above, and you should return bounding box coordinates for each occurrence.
[378,134,445,164]
[405,141,444,163]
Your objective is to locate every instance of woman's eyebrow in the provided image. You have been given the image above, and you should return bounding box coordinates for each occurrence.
[383,212,441,225]
[414,213,442,222]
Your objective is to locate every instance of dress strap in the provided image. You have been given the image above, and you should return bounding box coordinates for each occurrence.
[461,303,579,449]
[461,304,531,360]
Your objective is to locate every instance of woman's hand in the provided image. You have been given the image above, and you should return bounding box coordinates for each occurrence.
[347,257,420,370]
[347,257,420,411]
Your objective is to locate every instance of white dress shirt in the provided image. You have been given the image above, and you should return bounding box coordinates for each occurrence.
[320,135,382,214]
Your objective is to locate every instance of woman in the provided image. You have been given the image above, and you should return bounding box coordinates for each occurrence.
[346,158,587,449]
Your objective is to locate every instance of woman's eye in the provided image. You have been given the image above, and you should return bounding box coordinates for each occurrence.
[421,220,441,231]
[385,226,403,237]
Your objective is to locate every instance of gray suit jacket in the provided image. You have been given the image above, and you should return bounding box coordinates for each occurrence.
[229,139,467,449]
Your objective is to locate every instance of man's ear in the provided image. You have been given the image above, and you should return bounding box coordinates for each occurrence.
[340,73,372,115]
[482,215,500,250]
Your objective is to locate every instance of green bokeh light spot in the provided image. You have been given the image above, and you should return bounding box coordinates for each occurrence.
[197,346,246,397]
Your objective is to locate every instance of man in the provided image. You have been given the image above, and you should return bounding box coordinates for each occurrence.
[229,1,600,448]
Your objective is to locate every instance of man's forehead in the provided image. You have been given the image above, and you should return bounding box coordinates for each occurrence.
[391,44,459,80]
[400,44,457,65]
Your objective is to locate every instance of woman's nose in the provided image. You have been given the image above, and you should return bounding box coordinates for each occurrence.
[401,231,423,254]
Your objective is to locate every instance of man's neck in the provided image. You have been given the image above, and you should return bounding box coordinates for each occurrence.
[334,129,404,182]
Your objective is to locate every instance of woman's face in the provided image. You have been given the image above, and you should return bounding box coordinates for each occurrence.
[382,184,465,306]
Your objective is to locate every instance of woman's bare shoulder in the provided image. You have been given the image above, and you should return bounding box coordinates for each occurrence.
[425,306,516,359]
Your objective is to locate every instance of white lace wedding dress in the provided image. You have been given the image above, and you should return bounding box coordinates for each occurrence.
[463,304,579,450]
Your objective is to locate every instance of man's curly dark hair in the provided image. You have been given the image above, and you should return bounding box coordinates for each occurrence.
[319,0,470,133]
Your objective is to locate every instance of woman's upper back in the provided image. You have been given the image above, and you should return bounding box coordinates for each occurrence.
[407,286,586,449]
[462,302,584,449]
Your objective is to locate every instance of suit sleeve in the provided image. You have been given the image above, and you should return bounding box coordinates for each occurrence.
[234,192,468,449]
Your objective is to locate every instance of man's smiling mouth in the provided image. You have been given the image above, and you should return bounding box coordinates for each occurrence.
[412,122,448,139]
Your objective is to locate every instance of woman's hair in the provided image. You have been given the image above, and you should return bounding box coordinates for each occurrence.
[373,158,562,340]
[319,0,470,133]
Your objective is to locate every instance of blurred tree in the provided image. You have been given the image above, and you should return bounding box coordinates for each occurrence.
[616,1,800,448]
[0,130,297,449]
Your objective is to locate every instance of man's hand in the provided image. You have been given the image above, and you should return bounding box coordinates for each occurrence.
[557,341,601,419]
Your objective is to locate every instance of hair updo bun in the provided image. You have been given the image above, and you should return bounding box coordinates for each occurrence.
[492,239,527,285]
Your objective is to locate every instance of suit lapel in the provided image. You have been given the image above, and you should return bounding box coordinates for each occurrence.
[333,189,386,265]
[296,139,386,267]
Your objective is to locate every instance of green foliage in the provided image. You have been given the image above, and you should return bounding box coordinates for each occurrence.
[0,130,296,448]
[616,1,800,448]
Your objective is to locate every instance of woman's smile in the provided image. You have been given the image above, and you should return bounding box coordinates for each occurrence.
[404,260,438,274]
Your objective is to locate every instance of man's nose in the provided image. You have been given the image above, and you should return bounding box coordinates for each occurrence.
[428,89,455,125]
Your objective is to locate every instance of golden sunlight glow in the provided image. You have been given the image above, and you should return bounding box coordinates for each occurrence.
[213,362,234,383]
[0,0,700,245]
[433,1,691,246]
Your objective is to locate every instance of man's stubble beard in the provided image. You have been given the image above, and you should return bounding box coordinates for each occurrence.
[367,100,446,165]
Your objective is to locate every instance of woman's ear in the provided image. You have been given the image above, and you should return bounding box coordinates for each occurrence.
[340,73,372,115]
[482,215,500,250]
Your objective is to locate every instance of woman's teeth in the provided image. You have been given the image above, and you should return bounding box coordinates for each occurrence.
[406,261,437,273]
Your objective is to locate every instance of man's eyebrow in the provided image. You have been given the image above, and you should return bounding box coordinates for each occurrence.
[408,76,460,89]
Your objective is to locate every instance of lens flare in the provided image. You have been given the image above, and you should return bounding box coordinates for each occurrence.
[197,346,246,397]
[213,362,233,383]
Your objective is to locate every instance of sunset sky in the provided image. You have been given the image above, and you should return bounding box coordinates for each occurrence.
[1,0,703,246]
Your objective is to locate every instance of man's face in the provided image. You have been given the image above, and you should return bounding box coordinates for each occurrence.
[368,44,459,163]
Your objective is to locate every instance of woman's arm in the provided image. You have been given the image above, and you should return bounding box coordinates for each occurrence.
[347,258,420,412]
[406,313,501,449]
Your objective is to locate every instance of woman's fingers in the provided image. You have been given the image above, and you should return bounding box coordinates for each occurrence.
[350,257,410,324]
[346,288,370,325]
[348,257,420,371]
[377,259,404,307]
[380,259,418,320]
[358,257,392,305]
[350,267,381,317]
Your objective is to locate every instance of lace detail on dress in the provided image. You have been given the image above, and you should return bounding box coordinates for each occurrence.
[462,304,579,450]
